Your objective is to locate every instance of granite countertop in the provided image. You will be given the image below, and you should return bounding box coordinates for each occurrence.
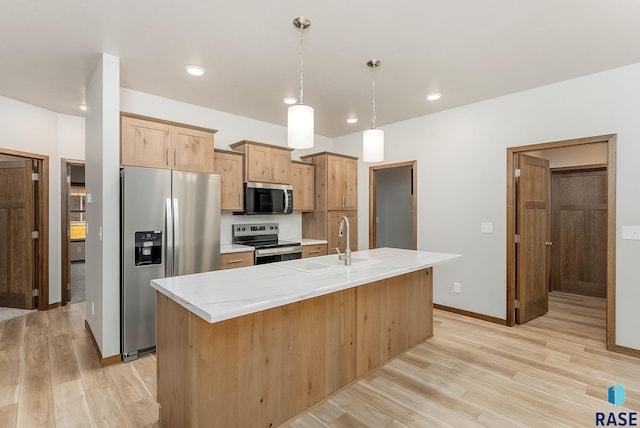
[151,248,460,324]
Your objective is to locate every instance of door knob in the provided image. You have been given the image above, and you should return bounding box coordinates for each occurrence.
[545,241,553,247]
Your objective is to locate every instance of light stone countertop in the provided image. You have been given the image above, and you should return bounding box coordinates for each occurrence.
[300,238,328,246]
[151,248,460,324]
[220,243,254,254]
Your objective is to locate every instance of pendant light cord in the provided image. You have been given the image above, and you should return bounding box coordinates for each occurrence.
[371,65,377,129]
[299,23,304,105]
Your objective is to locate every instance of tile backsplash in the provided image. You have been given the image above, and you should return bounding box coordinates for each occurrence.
[220,212,302,244]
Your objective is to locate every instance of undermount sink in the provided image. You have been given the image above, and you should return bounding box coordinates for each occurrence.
[275,256,379,274]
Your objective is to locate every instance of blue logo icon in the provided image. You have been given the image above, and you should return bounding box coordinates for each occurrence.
[608,384,625,407]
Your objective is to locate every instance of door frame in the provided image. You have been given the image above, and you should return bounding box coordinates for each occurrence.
[61,158,85,306]
[506,134,616,350]
[0,147,49,311]
[369,160,418,250]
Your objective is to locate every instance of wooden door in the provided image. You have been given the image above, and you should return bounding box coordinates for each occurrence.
[172,126,214,173]
[121,116,172,168]
[516,154,550,323]
[327,211,357,254]
[550,168,607,297]
[327,157,347,210]
[292,162,314,212]
[214,150,244,211]
[0,160,35,309]
[272,148,292,184]
[245,144,271,182]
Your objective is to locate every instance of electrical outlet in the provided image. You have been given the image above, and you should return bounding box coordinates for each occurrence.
[481,222,493,233]
[454,282,461,293]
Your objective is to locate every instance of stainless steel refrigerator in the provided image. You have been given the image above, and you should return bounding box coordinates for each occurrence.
[120,166,220,362]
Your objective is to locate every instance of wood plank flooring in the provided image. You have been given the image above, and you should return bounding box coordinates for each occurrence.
[1,292,638,427]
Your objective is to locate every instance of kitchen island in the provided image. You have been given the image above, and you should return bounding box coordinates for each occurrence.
[151,248,459,427]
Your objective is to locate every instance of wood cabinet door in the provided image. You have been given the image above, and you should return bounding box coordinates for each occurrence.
[327,157,357,210]
[172,126,214,173]
[121,116,171,168]
[343,158,358,210]
[214,151,244,211]
[292,163,314,211]
[245,144,271,182]
[272,148,292,184]
[327,157,346,210]
[327,211,357,254]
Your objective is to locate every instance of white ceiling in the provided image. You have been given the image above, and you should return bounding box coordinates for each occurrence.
[2,1,640,137]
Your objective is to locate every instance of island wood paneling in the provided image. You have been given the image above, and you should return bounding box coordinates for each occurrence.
[156,268,432,428]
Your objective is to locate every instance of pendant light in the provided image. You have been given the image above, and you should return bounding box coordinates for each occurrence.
[288,17,314,149]
[363,59,383,162]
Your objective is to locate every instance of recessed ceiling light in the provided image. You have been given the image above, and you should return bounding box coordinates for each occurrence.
[185,65,205,76]
[283,96,298,105]
[426,92,442,101]
[79,104,87,111]
[346,117,358,124]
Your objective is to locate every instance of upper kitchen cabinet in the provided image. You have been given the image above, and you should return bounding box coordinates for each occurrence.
[171,126,215,173]
[214,149,244,211]
[229,140,293,184]
[121,114,216,173]
[121,116,172,169]
[300,152,358,211]
[291,161,314,212]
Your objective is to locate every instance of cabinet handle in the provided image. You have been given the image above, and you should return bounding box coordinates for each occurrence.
[165,149,169,166]
[309,250,321,254]
[227,259,245,264]
[173,150,176,166]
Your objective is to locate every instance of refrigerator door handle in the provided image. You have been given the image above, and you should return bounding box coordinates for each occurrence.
[165,198,173,277]
[173,198,180,274]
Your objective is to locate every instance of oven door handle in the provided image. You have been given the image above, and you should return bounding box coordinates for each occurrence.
[255,246,301,257]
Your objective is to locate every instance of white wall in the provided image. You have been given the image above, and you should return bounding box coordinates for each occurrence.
[0,96,85,305]
[334,63,640,350]
[85,53,121,358]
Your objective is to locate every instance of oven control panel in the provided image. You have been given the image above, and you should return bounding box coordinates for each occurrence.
[233,223,278,237]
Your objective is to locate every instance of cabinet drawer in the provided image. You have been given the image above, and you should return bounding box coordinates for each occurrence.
[302,244,327,259]
[220,251,254,269]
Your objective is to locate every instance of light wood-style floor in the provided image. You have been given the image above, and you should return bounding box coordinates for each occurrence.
[1,292,638,427]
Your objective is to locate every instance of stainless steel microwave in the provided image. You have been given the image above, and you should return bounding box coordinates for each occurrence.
[242,182,293,215]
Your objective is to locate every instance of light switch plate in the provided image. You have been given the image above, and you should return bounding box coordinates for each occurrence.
[481,222,493,233]
[622,226,640,240]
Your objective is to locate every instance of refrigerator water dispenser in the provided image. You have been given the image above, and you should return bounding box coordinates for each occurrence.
[134,231,162,266]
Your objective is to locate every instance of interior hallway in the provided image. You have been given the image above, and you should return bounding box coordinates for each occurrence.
[0,293,637,427]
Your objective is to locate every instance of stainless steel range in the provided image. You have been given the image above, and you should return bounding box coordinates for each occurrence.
[232,223,302,264]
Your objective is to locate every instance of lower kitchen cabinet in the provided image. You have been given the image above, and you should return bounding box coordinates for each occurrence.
[220,251,254,270]
[302,244,328,258]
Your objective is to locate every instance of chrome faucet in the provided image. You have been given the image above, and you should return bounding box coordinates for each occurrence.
[336,215,351,266]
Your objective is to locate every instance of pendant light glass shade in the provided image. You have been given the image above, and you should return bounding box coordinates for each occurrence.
[288,104,314,149]
[363,128,384,162]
